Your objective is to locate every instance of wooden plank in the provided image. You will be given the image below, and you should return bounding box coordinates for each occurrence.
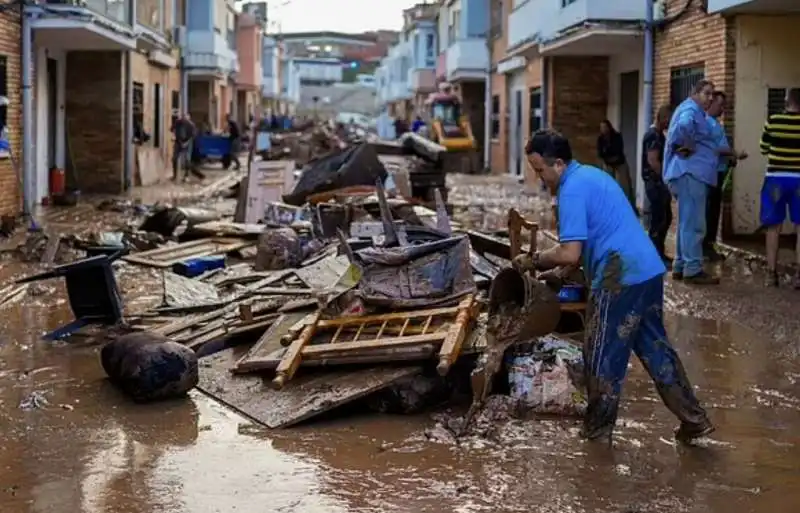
[292,254,350,290]
[233,312,307,373]
[123,238,251,268]
[197,347,422,428]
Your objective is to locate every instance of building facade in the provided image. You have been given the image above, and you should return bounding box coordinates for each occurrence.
[0,1,21,215]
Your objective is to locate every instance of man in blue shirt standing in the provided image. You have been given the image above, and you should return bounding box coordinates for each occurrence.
[704,91,747,261]
[664,79,719,284]
[520,129,714,443]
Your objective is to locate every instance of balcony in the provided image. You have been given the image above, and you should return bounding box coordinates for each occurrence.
[410,68,436,92]
[185,30,238,77]
[262,79,279,98]
[445,39,488,81]
[707,0,800,12]
[30,0,137,50]
[508,0,645,56]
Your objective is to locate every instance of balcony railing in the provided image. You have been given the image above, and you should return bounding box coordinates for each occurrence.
[508,0,645,50]
[46,0,132,25]
[445,38,488,79]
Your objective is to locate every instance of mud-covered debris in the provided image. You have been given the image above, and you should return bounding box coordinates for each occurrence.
[19,390,48,410]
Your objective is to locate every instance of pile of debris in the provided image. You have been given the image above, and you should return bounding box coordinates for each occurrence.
[3,135,590,431]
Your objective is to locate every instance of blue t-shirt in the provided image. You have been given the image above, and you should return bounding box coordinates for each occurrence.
[557,161,666,289]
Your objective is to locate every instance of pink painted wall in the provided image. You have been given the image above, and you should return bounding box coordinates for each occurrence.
[236,16,262,89]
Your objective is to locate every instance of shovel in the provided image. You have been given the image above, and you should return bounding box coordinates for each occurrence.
[458,267,561,436]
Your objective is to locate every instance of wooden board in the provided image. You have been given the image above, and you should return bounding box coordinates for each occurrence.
[197,347,422,428]
[123,238,251,268]
[233,312,307,373]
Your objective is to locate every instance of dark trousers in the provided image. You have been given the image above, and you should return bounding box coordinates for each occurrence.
[229,137,241,170]
[582,277,709,439]
[645,179,673,257]
[704,169,728,249]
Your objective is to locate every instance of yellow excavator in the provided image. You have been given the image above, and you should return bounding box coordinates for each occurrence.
[426,90,480,173]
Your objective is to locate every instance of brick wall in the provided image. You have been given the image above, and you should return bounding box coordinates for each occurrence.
[654,0,736,139]
[65,51,125,193]
[0,6,21,215]
[549,56,609,165]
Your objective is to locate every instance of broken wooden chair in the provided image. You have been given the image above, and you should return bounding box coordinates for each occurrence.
[270,294,479,389]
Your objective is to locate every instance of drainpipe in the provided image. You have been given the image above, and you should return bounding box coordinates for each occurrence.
[21,8,34,217]
[483,0,493,172]
[641,0,655,215]
[123,51,133,190]
[643,1,654,129]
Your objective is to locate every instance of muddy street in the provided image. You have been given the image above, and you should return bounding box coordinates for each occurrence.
[1,177,799,513]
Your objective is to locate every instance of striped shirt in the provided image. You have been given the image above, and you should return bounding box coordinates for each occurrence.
[760,111,800,175]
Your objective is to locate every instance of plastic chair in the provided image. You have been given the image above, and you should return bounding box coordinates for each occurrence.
[16,250,126,340]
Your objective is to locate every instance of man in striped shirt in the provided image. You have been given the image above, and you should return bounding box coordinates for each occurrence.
[759,88,800,288]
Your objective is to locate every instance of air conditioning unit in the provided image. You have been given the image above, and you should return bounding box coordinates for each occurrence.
[172,26,187,47]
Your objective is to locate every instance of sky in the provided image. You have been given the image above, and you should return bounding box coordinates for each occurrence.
[266,0,428,33]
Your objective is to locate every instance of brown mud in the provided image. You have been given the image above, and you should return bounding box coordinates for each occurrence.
[0,176,798,512]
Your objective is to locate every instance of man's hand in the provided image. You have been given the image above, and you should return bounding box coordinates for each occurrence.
[512,253,535,273]
[538,268,564,292]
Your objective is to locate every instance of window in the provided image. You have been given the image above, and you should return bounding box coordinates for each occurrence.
[491,95,500,139]
[153,83,162,148]
[669,64,704,108]
[529,87,542,135]
[767,88,792,116]
[133,82,144,136]
[425,33,435,67]
[0,56,7,136]
[561,0,577,6]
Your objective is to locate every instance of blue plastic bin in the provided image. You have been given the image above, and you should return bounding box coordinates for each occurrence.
[195,135,232,160]
[558,284,584,303]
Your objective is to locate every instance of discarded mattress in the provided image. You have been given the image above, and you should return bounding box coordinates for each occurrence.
[283,143,388,205]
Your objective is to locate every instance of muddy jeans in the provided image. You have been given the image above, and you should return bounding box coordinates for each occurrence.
[582,276,709,439]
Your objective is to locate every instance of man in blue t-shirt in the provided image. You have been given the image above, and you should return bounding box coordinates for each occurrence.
[519,129,713,443]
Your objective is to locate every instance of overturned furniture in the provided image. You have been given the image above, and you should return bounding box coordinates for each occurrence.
[16,251,127,339]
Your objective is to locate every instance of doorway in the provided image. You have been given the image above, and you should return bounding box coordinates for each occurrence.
[619,71,639,190]
[508,88,523,176]
[46,58,58,169]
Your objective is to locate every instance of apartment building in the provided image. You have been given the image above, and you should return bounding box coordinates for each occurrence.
[436,0,489,152]
[26,0,181,199]
[489,0,800,237]
[235,12,263,123]
[0,2,21,215]
[184,0,239,131]
[653,0,800,236]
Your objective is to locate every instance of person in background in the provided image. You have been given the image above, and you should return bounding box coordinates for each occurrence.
[170,112,196,181]
[664,79,719,285]
[597,120,635,210]
[705,91,747,261]
[758,87,800,288]
[394,116,409,138]
[519,129,714,444]
[226,114,242,171]
[642,105,673,264]
[411,114,425,134]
